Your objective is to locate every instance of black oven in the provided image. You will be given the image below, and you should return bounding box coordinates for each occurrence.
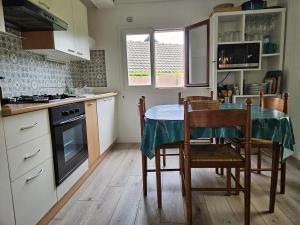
[218,42,261,70]
[49,103,88,186]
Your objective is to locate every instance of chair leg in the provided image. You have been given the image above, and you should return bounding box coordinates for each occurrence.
[155,148,162,208]
[244,162,251,225]
[280,158,286,194]
[184,156,192,225]
[257,149,262,174]
[215,168,219,174]
[269,144,280,213]
[235,167,240,195]
[179,147,185,196]
[141,153,147,196]
[162,148,166,167]
[220,168,224,175]
[226,168,231,196]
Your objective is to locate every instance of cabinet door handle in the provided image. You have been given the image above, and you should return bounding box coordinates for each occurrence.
[77,52,83,56]
[24,149,41,161]
[20,122,38,131]
[38,1,50,10]
[68,49,75,53]
[87,103,94,106]
[26,169,44,183]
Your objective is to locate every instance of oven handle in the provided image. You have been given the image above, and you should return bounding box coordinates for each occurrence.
[55,114,86,126]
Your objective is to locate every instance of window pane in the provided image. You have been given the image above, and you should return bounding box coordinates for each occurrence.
[126,34,151,86]
[154,30,184,88]
[189,25,208,85]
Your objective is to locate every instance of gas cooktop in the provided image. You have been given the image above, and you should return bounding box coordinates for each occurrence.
[2,94,80,104]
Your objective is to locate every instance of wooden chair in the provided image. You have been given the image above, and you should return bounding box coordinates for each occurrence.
[178,91,213,104]
[138,96,182,208]
[190,99,220,110]
[182,99,252,225]
[226,92,288,212]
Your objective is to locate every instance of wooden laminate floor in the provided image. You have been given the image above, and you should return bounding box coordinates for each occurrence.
[49,143,300,225]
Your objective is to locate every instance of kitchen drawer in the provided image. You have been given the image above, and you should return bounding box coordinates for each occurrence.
[11,158,57,225]
[7,134,53,181]
[3,110,50,149]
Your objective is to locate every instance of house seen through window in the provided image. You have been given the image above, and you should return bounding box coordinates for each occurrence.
[125,30,184,87]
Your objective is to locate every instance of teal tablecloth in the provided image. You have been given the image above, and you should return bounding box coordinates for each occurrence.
[141,103,295,160]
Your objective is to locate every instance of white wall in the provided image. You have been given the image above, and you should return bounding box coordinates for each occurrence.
[88,0,234,142]
[281,0,300,159]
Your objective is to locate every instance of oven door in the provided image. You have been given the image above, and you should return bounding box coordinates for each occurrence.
[51,114,88,186]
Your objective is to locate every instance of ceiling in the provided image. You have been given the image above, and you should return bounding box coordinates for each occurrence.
[81,0,184,8]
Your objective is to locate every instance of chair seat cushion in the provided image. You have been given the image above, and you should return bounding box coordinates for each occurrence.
[189,144,244,166]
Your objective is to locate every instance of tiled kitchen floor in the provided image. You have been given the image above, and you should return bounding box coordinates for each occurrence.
[49,143,300,225]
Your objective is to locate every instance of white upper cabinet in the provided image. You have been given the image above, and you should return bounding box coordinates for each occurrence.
[73,0,90,60]
[0,0,5,33]
[22,0,90,61]
[52,0,76,56]
[28,0,52,13]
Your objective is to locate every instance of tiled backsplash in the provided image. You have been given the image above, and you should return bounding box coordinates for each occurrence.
[81,51,107,87]
[0,31,107,98]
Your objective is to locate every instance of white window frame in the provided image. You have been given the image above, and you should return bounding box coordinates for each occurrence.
[122,28,155,89]
[122,28,186,90]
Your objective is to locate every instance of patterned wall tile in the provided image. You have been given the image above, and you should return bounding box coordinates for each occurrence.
[80,50,107,87]
[0,31,107,98]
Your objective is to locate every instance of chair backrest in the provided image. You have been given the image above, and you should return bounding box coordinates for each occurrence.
[190,99,220,110]
[259,91,288,113]
[178,91,213,104]
[184,98,252,155]
[138,96,146,137]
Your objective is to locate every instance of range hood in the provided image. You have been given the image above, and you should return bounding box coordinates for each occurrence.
[2,0,68,31]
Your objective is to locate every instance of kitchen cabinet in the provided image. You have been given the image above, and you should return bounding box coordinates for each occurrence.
[85,100,100,166]
[0,0,5,33]
[52,0,76,56]
[97,97,117,155]
[2,109,57,225]
[11,158,57,225]
[0,117,15,225]
[3,109,50,149]
[7,134,53,181]
[73,0,90,60]
[28,0,52,12]
[22,0,90,61]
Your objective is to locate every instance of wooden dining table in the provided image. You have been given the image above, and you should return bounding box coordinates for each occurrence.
[140,103,295,212]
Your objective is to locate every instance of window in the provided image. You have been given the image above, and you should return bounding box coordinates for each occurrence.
[124,30,184,88]
[154,30,184,88]
[126,34,152,86]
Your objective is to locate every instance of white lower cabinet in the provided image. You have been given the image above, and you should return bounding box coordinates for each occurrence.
[3,109,50,149]
[97,97,117,155]
[0,117,15,225]
[7,134,53,181]
[11,158,57,225]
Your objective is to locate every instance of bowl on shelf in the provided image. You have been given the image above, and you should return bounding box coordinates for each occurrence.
[245,83,269,95]
[241,0,266,10]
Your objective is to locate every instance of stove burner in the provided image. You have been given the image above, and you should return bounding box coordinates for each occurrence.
[3,94,78,104]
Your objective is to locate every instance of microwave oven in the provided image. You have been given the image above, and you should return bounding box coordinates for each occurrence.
[217,42,261,70]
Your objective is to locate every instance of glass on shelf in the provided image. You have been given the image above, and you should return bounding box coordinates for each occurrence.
[245,14,278,42]
[218,31,240,42]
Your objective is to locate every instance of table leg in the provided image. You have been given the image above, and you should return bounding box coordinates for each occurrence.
[269,143,280,213]
[155,148,162,208]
